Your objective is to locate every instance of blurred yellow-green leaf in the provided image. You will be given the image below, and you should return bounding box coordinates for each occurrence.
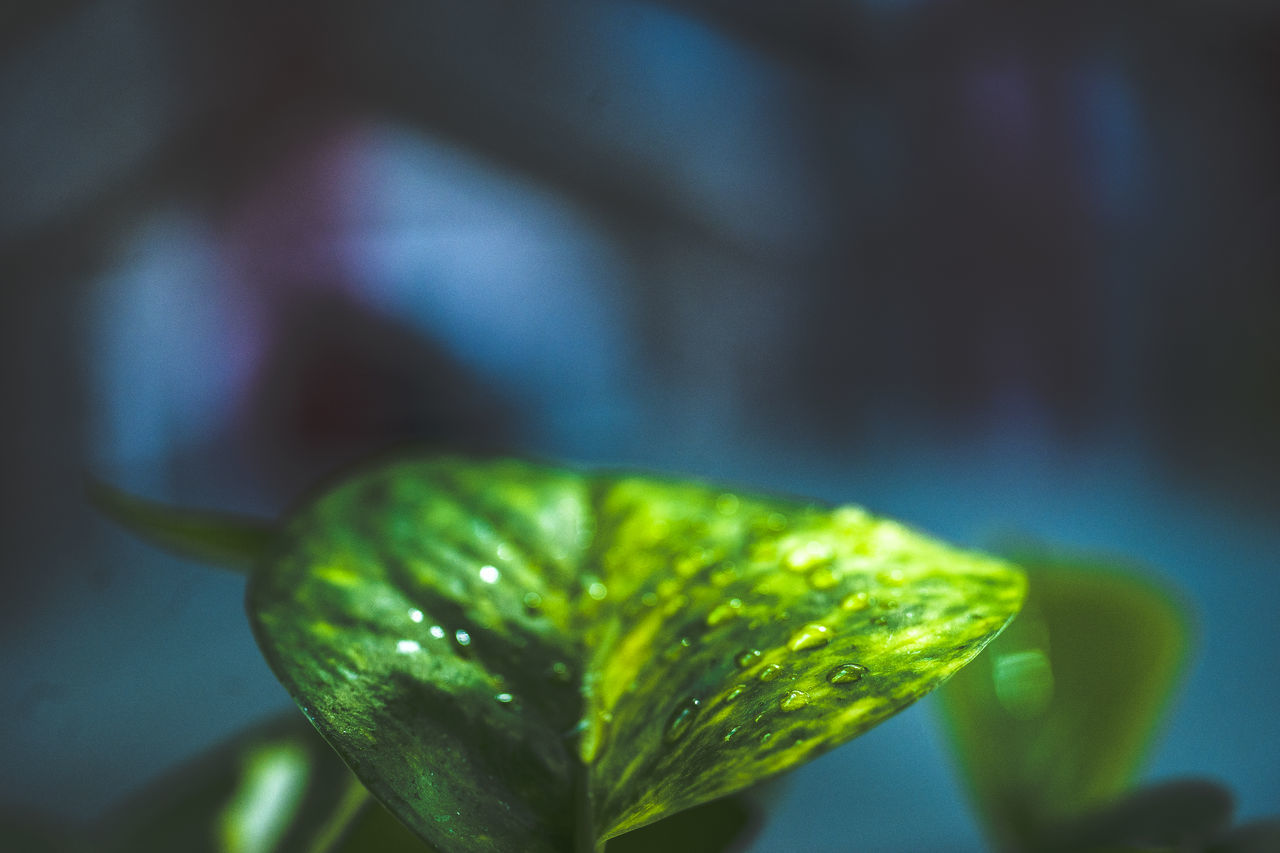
[936,548,1190,850]
[247,454,1026,852]
[95,713,426,853]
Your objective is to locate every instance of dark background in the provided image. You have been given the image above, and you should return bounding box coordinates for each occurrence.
[2,2,1278,850]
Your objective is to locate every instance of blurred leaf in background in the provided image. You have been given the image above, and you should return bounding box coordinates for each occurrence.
[96,713,424,853]
[24,708,761,853]
[936,546,1191,850]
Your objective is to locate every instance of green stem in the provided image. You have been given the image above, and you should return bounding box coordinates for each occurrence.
[305,777,371,853]
[573,759,602,853]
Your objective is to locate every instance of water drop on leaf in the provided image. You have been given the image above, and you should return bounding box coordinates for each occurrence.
[715,493,740,515]
[758,663,783,682]
[877,567,906,586]
[827,663,868,685]
[780,691,809,712]
[785,540,833,572]
[664,637,693,661]
[734,649,763,668]
[664,698,702,743]
[788,623,832,652]
[840,592,869,611]
[706,598,743,627]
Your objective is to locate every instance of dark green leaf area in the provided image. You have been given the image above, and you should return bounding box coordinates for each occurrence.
[337,799,439,852]
[96,713,428,853]
[251,459,590,853]
[937,552,1189,849]
[249,456,1026,853]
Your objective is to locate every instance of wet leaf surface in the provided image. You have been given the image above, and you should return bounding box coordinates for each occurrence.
[246,454,1026,852]
[937,549,1189,849]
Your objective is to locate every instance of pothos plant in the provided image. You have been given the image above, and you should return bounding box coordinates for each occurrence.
[87,452,1027,853]
[75,452,1276,853]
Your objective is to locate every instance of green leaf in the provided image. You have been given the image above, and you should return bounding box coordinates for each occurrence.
[96,713,428,853]
[88,479,273,572]
[246,454,1026,853]
[936,548,1190,850]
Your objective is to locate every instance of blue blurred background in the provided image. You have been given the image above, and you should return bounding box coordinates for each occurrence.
[2,2,1278,850]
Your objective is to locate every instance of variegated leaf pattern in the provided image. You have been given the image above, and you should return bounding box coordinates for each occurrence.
[247,455,1025,852]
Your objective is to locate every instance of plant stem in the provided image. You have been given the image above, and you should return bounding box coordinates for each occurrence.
[573,759,603,853]
[305,777,371,853]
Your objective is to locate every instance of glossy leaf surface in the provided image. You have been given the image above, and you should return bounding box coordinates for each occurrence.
[937,549,1189,849]
[248,455,1026,852]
